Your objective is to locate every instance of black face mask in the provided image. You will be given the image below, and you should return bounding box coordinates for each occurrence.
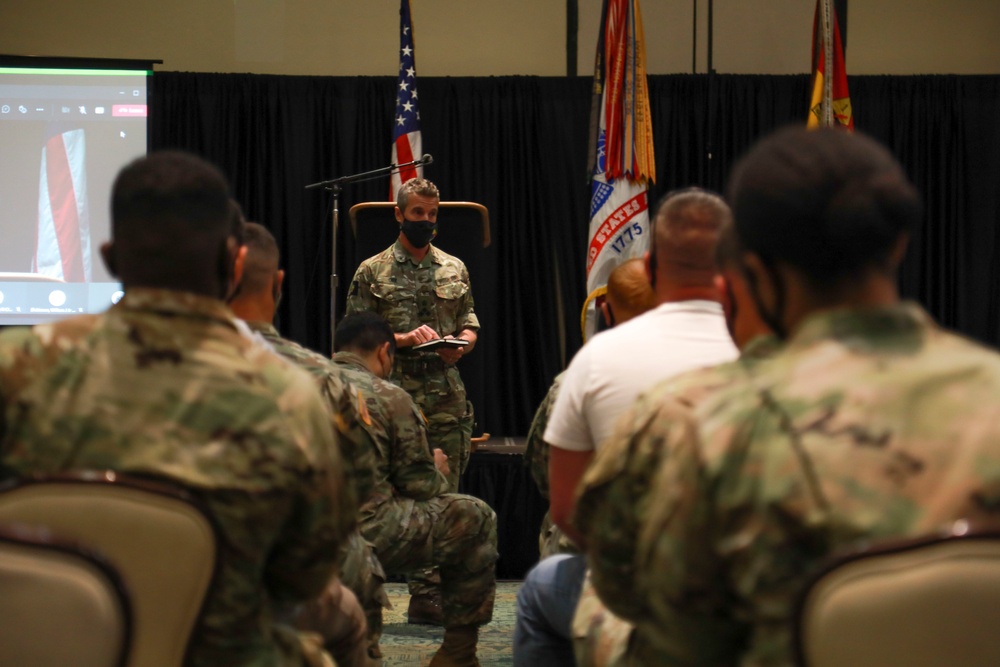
[722,279,738,340]
[744,258,789,341]
[221,241,241,302]
[598,302,616,332]
[401,218,437,248]
[272,276,283,312]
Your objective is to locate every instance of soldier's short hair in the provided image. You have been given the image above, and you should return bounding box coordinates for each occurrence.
[727,126,922,287]
[110,151,235,290]
[396,177,440,211]
[112,150,230,240]
[241,222,280,296]
[334,312,397,356]
[651,188,732,272]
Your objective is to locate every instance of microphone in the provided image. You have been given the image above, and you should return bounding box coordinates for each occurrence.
[305,154,433,190]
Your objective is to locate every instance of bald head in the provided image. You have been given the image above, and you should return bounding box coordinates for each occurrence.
[605,258,655,324]
[106,150,235,297]
[650,188,732,287]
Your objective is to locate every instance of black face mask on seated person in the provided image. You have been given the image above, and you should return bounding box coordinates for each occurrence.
[401,218,438,248]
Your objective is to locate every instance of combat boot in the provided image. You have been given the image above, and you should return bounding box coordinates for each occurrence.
[428,625,480,667]
[406,591,444,625]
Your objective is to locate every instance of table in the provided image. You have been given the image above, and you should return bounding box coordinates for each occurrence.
[458,444,547,580]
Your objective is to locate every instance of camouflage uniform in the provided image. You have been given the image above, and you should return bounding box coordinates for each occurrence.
[573,335,779,666]
[333,351,498,628]
[523,371,578,558]
[0,289,353,667]
[595,304,1000,666]
[245,320,390,657]
[346,239,479,492]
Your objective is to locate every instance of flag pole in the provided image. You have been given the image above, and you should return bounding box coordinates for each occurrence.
[691,0,697,73]
[329,185,341,349]
[820,0,834,126]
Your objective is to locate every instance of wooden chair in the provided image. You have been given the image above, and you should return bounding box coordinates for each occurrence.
[0,472,219,667]
[0,522,131,667]
[794,522,1000,667]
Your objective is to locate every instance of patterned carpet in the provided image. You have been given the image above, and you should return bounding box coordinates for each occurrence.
[380,581,519,666]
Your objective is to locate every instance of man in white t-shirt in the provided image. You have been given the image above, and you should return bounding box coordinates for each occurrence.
[513,188,738,666]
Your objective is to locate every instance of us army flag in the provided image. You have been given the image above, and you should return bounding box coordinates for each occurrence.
[585,0,655,338]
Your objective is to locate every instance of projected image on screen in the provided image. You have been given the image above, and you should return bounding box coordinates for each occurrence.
[0,62,148,325]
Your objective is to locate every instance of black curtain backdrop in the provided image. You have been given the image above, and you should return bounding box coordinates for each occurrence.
[150,73,1000,437]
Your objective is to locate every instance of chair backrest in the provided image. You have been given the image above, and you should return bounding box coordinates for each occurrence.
[794,525,1000,667]
[0,472,219,667]
[0,523,131,667]
[348,201,491,247]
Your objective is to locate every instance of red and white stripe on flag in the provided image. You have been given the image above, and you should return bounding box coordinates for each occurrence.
[34,128,91,282]
[390,0,423,201]
[390,131,422,201]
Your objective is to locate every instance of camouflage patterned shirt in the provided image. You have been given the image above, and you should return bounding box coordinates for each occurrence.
[523,371,579,557]
[576,335,780,618]
[524,371,566,499]
[345,239,480,356]
[0,288,352,667]
[627,304,1000,666]
[573,335,779,665]
[332,352,450,522]
[245,320,379,504]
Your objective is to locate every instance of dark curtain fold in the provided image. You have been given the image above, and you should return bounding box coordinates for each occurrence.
[851,75,1000,343]
[151,72,1000,436]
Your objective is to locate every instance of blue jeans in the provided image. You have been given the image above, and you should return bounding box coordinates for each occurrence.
[513,554,587,667]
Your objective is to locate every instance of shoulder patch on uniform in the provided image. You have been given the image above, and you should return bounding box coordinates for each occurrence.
[357,388,372,426]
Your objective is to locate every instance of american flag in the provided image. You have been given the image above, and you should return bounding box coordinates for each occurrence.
[34,127,91,282]
[390,0,423,201]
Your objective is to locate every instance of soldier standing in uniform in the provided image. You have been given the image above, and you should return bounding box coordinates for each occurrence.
[0,151,355,667]
[346,177,479,622]
[230,221,388,665]
[333,311,497,667]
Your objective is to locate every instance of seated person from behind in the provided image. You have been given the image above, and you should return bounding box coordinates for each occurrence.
[523,257,655,559]
[333,311,498,667]
[229,221,387,665]
[601,126,1000,665]
[0,151,354,667]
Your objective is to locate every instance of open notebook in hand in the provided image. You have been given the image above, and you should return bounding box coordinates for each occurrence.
[412,338,471,351]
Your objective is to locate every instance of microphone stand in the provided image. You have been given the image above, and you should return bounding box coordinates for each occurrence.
[305,155,431,351]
